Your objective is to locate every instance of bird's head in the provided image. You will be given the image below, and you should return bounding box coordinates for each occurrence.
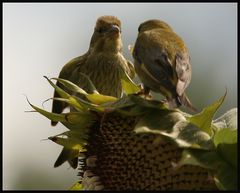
[138,19,173,33]
[90,15,123,52]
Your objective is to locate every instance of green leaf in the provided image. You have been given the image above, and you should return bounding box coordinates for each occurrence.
[49,135,86,150]
[69,181,83,190]
[217,143,237,169]
[72,95,105,112]
[135,110,186,133]
[177,149,222,170]
[121,71,140,95]
[178,148,237,190]
[214,162,237,190]
[54,147,79,168]
[79,72,98,94]
[187,91,227,136]
[64,111,95,125]
[52,77,88,95]
[129,95,167,110]
[109,95,149,116]
[111,95,136,109]
[45,76,99,111]
[86,93,117,105]
[52,97,84,111]
[175,122,214,149]
[214,128,237,169]
[44,76,70,98]
[58,130,88,141]
[134,110,213,149]
[214,128,237,146]
[44,76,97,111]
[116,105,149,116]
[27,97,96,130]
[26,98,66,122]
[53,77,117,105]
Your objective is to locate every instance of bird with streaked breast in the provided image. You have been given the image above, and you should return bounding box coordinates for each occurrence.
[51,15,135,126]
[132,19,196,111]
[51,15,135,169]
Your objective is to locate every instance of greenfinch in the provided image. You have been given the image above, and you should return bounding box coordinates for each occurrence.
[51,15,135,126]
[132,19,196,111]
[51,16,135,169]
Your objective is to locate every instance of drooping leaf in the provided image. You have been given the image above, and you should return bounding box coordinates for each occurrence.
[214,128,237,169]
[178,148,237,190]
[177,149,221,170]
[56,130,88,141]
[214,128,237,146]
[121,71,140,95]
[26,98,66,122]
[134,110,213,149]
[111,95,136,109]
[116,105,149,116]
[44,76,70,98]
[135,110,186,133]
[217,143,237,170]
[54,147,79,169]
[129,95,167,110]
[44,76,95,111]
[187,91,227,136]
[48,135,86,150]
[53,77,117,105]
[108,95,148,116]
[214,161,237,190]
[52,97,84,111]
[79,72,99,94]
[52,90,100,111]
[27,98,97,130]
[72,95,105,112]
[64,111,95,125]
[175,122,214,149]
[52,130,90,169]
[52,77,88,95]
[86,93,117,105]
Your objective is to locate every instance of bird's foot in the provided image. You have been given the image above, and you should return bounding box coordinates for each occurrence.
[160,98,172,108]
[160,98,168,103]
[136,84,152,100]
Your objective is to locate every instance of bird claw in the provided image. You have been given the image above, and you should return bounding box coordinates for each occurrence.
[160,98,168,103]
[135,84,152,99]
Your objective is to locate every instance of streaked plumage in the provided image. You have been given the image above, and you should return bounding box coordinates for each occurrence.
[52,15,135,126]
[51,16,135,169]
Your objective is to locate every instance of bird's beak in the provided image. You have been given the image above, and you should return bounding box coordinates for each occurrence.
[108,25,121,34]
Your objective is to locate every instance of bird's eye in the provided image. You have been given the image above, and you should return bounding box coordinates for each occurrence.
[97,28,104,33]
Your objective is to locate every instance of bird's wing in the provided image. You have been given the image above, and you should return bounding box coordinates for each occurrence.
[175,53,192,96]
[51,54,88,126]
[133,32,176,93]
[126,60,136,79]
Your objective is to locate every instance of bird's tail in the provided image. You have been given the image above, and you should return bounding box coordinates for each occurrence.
[168,93,198,112]
[178,92,198,112]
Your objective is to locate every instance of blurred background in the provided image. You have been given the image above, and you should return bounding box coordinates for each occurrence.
[3,3,237,190]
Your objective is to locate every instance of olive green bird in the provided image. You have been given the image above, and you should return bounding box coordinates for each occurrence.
[51,15,135,168]
[132,19,196,111]
[52,15,135,125]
